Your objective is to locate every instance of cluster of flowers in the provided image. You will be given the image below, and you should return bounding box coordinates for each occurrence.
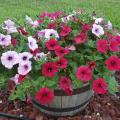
[0,11,119,105]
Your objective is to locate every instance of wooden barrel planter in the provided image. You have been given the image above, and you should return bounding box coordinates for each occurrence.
[32,84,94,117]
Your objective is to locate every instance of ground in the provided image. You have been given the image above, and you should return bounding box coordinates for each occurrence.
[0,0,120,30]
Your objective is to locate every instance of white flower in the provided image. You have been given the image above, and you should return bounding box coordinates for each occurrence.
[26,15,33,25]
[37,29,46,39]
[26,16,39,27]
[28,36,38,51]
[10,74,20,85]
[93,17,103,24]
[0,34,11,46]
[2,19,18,34]
[4,19,15,28]
[92,24,104,37]
[18,61,32,75]
[107,21,112,30]
[1,51,19,69]
[19,52,33,65]
[45,29,59,40]
[61,17,68,23]
[32,20,39,27]
[34,52,47,61]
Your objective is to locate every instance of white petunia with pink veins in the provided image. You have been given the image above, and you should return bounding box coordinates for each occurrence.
[92,24,104,37]
[18,52,33,65]
[1,51,19,69]
[28,36,38,51]
[18,61,32,75]
[0,34,11,47]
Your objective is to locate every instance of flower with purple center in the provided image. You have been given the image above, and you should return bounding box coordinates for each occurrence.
[1,51,19,69]
[0,34,11,47]
[45,29,59,40]
[2,19,18,34]
[34,52,47,61]
[18,61,32,75]
[19,52,33,65]
[28,36,38,51]
[92,24,104,37]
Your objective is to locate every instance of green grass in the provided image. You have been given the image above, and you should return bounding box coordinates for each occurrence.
[0,0,120,30]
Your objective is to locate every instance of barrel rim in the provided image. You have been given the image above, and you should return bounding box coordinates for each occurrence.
[54,84,90,96]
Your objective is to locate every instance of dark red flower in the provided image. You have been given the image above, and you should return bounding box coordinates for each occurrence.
[46,39,59,50]
[9,80,15,93]
[55,58,68,69]
[82,22,90,31]
[93,78,107,94]
[30,48,39,56]
[47,22,56,29]
[97,39,108,54]
[11,38,18,47]
[19,27,28,36]
[106,55,120,71]
[42,62,58,78]
[18,74,26,83]
[60,25,72,37]
[36,20,43,24]
[35,87,54,105]
[76,66,92,82]
[74,32,87,44]
[55,47,69,57]
[59,76,73,95]
[87,61,96,70]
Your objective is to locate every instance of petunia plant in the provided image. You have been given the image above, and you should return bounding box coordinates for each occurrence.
[0,11,119,104]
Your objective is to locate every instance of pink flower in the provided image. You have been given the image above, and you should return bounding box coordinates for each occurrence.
[74,32,87,44]
[1,51,18,69]
[60,25,72,37]
[46,39,59,50]
[59,76,73,95]
[42,62,58,78]
[18,61,32,75]
[55,47,69,57]
[55,58,68,69]
[18,52,33,65]
[93,78,107,94]
[35,87,54,105]
[97,39,108,54]
[0,34,11,47]
[106,56,120,71]
[76,66,92,82]
[108,39,120,52]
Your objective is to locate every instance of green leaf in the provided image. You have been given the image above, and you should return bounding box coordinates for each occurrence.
[108,77,118,94]
[70,73,83,88]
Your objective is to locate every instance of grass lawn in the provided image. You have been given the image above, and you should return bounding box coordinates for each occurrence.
[0,0,120,30]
